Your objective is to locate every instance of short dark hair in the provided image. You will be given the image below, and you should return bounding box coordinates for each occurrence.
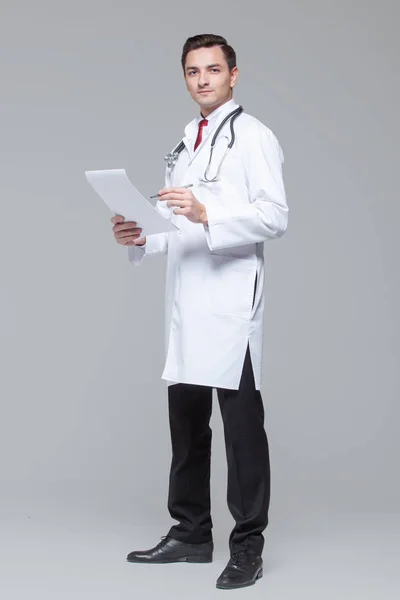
[181,34,237,72]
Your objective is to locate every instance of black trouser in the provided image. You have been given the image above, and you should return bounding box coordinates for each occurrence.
[166,276,270,555]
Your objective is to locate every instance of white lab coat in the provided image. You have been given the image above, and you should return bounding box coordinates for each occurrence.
[128,99,288,390]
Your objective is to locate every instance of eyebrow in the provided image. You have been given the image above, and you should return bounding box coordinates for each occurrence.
[186,63,223,71]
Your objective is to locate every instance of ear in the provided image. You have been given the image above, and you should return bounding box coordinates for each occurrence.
[230,66,239,88]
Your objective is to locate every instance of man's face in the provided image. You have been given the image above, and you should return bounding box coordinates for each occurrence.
[184,46,238,117]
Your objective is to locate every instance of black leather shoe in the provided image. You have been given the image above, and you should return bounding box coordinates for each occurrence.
[126,536,213,564]
[216,551,263,589]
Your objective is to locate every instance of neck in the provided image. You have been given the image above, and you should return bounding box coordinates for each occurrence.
[200,95,233,118]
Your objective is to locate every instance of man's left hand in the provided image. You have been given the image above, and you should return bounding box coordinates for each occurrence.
[158,187,208,225]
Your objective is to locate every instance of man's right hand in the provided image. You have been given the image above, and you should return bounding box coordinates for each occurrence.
[111,215,146,246]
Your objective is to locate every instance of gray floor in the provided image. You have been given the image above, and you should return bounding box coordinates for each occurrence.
[1,493,399,599]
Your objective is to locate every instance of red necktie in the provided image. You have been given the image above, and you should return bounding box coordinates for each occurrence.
[194,118,208,151]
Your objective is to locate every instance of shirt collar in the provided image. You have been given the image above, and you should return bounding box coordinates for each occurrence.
[197,97,237,129]
[184,98,238,141]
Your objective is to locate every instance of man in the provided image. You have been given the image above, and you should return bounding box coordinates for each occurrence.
[111,34,288,590]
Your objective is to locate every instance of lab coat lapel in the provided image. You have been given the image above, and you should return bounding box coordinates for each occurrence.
[182,100,240,166]
[182,119,198,162]
[182,120,220,167]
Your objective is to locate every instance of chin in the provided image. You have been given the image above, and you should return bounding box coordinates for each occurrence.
[199,96,219,107]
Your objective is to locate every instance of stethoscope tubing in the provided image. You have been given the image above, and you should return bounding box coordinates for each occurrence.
[165,106,244,181]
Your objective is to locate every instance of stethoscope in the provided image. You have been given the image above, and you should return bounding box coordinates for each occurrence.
[164,105,244,183]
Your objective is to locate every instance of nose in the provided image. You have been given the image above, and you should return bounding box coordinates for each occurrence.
[198,70,210,87]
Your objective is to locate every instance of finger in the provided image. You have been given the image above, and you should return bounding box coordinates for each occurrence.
[134,237,146,245]
[111,215,124,224]
[116,237,139,246]
[124,238,143,246]
[112,216,137,225]
[158,193,178,201]
[115,230,142,240]
[114,223,142,232]
[173,207,190,215]
[112,216,138,224]
[158,187,187,196]
[160,194,188,202]
[114,228,142,238]
[158,187,181,195]
[116,237,136,246]
[166,200,187,208]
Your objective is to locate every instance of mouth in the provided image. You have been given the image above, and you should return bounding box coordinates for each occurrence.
[198,90,213,94]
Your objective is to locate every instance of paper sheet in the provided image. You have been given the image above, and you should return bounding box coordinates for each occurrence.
[85,168,178,238]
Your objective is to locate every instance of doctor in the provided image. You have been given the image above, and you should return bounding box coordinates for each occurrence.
[111,33,288,590]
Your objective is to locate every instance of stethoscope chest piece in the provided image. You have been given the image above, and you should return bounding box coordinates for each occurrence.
[164,153,179,169]
[165,140,185,169]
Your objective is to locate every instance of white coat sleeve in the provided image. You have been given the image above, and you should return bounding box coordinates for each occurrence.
[127,232,168,266]
[203,125,288,251]
[127,199,169,266]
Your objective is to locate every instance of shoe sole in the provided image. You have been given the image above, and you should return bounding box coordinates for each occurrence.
[127,554,213,564]
[215,568,263,589]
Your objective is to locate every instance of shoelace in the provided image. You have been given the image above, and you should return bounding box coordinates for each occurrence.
[231,550,247,567]
[155,535,168,549]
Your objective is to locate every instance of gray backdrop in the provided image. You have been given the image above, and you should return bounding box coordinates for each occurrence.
[1,1,399,598]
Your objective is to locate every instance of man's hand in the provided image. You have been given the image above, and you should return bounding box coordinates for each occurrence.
[158,187,208,225]
[111,215,146,246]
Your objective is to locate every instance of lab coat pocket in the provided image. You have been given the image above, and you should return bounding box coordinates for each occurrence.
[196,178,222,199]
[206,254,256,319]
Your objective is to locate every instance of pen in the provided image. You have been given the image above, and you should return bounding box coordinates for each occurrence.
[150,183,193,199]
